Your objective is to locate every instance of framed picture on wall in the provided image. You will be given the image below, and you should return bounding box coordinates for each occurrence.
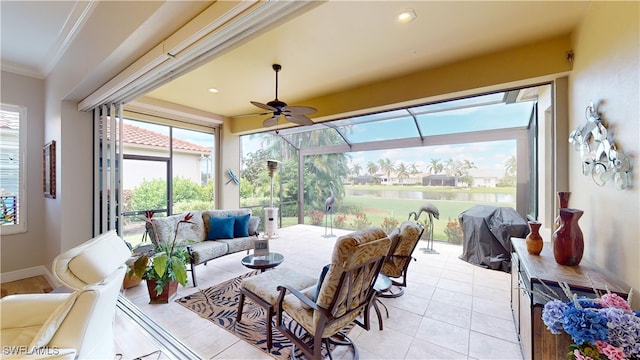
[43,140,56,199]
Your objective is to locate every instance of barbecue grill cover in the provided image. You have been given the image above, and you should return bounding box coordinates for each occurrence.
[458,205,528,273]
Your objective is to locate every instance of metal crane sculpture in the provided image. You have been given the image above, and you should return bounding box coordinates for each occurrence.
[409,203,440,254]
[323,182,336,238]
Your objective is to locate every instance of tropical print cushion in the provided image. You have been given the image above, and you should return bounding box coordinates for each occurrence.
[241,267,316,305]
[150,211,205,246]
[382,221,422,277]
[313,227,391,333]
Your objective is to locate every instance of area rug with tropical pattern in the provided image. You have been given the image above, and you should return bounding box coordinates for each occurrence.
[175,270,355,359]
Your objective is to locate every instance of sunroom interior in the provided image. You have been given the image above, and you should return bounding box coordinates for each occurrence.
[0,1,638,359]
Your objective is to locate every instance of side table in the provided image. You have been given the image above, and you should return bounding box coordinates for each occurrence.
[241,252,284,272]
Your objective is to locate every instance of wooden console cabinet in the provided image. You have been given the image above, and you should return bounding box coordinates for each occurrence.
[510,238,630,360]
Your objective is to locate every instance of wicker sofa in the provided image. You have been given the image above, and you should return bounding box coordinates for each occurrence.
[146,209,259,286]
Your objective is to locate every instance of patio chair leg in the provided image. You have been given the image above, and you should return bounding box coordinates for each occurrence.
[236,292,245,323]
[190,263,198,287]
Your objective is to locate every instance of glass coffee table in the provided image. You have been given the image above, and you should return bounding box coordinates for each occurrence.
[241,252,284,272]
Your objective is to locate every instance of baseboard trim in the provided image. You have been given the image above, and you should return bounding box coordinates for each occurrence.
[0,266,60,287]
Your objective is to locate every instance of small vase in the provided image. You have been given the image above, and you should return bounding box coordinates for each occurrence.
[552,208,584,266]
[525,221,543,255]
[553,192,571,232]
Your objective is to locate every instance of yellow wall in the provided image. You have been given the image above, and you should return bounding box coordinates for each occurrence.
[230,34,573,134]
[568,1,639,296]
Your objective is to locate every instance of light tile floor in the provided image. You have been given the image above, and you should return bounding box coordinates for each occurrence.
[121,224,523,360]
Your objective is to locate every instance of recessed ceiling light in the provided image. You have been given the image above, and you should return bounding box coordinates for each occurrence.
[397,8,416,24]
[208,88,219,93]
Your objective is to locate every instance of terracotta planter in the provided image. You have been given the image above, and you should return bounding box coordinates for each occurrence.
[146,279,178,304]
[525,221,543,255]
[123,270,142,289]
[552,208,584,266]
[553,191,571,232]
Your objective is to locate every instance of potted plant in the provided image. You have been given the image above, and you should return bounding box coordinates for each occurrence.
[132,212,192,303]
[123,210,156,289]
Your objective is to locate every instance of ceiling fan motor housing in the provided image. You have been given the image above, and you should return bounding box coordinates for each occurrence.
[267,99,288,113]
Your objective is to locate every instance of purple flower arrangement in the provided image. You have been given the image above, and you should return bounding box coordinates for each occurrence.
[541,283,640,360]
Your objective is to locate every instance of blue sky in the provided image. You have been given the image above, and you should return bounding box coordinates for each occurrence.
[347,140,516,178]
[126,99,533,179]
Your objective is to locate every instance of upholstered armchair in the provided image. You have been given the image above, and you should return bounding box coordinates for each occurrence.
[379,220,424,298]
[1,230,131,359]
[275,227,391,359]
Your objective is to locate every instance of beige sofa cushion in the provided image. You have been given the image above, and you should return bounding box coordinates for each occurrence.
[151,211,205,245]
[202,209,252,238]
[188,241,228,264]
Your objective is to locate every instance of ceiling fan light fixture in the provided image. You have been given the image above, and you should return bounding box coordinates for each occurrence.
[397,8,416,23]
[207,87,219,93]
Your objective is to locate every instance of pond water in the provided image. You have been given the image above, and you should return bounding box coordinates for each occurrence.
[345,188,515,203]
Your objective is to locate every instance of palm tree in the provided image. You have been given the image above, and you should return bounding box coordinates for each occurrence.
[366,162,378,175]
[378,158,394,186]
[409,162,420,176]
[504,155,517,186]
[396,162,409,185]
[351,163,362,177]
[351,163,362,184]
[366,161,379,184]
[505,155,516,177]
[250,129,350,212]
[427,158,443,175]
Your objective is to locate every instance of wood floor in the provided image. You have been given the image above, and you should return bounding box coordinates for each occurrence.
[0,275,53,297]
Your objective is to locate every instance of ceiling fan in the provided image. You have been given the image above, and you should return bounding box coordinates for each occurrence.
[248,64,317,127]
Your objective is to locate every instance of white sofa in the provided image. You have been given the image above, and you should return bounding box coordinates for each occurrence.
[146,209,259,286]
[0,230,131,359]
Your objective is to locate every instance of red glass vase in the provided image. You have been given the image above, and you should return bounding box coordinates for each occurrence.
[553,191,571,232]
[552,208,584,266]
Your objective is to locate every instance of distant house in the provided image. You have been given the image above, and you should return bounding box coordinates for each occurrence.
[422,174,456,186]
[118,122,212,190]
[468,169,499,188]
[353,174,380,185]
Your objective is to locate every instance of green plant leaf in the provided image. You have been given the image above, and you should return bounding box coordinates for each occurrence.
[132,254,149,278]
[170,256,188,285]
[153,252,168,278]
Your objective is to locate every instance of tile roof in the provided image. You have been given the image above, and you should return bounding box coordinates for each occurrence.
[102,121,211,153]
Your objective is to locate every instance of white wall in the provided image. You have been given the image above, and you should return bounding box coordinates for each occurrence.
[569,1,640,295]
[0,71,46,272]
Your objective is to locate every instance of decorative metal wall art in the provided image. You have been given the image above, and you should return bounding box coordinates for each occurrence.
[569,102,631,189]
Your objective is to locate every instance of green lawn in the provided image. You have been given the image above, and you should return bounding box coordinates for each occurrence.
[298,185,515,242]
[125,184,516,247]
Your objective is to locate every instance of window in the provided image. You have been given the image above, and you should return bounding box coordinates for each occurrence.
[118,118,215,247]
[241,84,549,240]
[0,104,26,234]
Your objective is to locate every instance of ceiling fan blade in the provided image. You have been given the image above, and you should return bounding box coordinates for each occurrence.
[251,101,277,112]
[284,105,317,116]
[263,115,279,127]
[285,114,314,126]
[231,111,272,118]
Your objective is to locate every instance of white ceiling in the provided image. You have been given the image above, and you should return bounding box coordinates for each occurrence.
[1,1,591,119]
